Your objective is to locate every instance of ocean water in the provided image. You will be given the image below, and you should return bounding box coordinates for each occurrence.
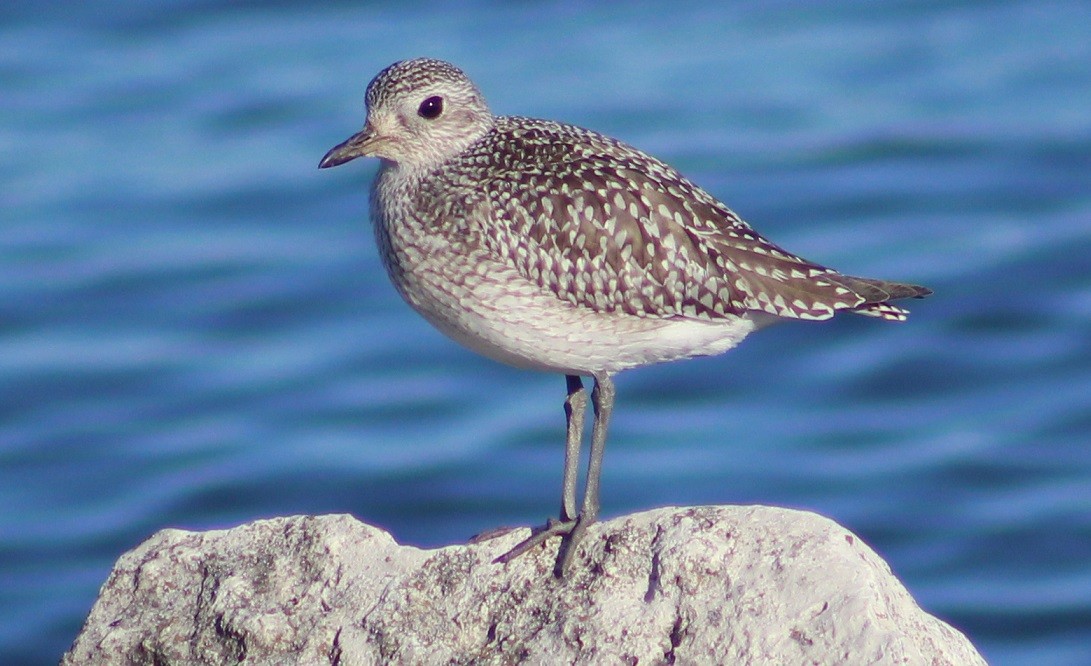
[2,2,1090,663]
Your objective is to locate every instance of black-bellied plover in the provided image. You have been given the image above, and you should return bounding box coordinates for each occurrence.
[319,58,931,576]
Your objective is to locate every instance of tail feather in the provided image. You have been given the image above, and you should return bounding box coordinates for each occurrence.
[828,275,933,322]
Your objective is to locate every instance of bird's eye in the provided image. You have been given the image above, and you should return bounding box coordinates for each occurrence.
[418,96,444,119]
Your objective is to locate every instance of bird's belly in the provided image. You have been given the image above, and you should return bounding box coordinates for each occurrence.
[384,246,759,375]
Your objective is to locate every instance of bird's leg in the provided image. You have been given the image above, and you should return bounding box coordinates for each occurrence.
[494,374,586,564]
[554,373,614,576]
[581,374,613,525]
[560,374,586,522]
[495,374,615,576]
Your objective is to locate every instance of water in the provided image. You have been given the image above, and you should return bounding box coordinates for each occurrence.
[2,2,1090,663]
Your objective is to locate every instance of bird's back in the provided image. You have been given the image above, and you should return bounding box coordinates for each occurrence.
[422,115,930,324]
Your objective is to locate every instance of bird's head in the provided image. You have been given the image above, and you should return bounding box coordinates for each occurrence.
[319,58,494,173]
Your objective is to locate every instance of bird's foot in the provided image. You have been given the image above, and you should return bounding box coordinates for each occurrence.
[468,525,522,544]
[493,513,594,577]
[493,516,575,563]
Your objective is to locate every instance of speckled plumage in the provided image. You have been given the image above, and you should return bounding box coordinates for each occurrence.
[319,58,931,575]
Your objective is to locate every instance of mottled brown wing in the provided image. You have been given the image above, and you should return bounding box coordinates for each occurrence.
[471,118,912,321]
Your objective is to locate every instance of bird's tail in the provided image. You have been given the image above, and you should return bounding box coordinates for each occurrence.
[828,275,933,322]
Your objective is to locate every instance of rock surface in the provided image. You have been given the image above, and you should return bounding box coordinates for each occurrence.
[63,506,985,665]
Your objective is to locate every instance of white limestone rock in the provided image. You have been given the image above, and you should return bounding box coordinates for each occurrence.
[62,506,986,665]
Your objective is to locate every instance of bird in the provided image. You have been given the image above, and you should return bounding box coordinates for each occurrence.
[318,57,931,576]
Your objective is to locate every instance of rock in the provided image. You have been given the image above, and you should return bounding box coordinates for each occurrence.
[62,506,985,665]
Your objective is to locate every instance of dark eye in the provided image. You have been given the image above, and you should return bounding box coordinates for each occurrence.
[418,96,443,119]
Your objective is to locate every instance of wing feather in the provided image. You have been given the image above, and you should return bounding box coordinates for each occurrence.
[454,117,926,322]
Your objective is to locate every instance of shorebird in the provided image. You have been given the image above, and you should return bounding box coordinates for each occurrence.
[319,58,931,576]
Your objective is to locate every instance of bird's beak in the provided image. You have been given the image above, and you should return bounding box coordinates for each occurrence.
[318,124,381,169]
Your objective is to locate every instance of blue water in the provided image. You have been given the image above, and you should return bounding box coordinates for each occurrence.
[3,2,1090,663]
